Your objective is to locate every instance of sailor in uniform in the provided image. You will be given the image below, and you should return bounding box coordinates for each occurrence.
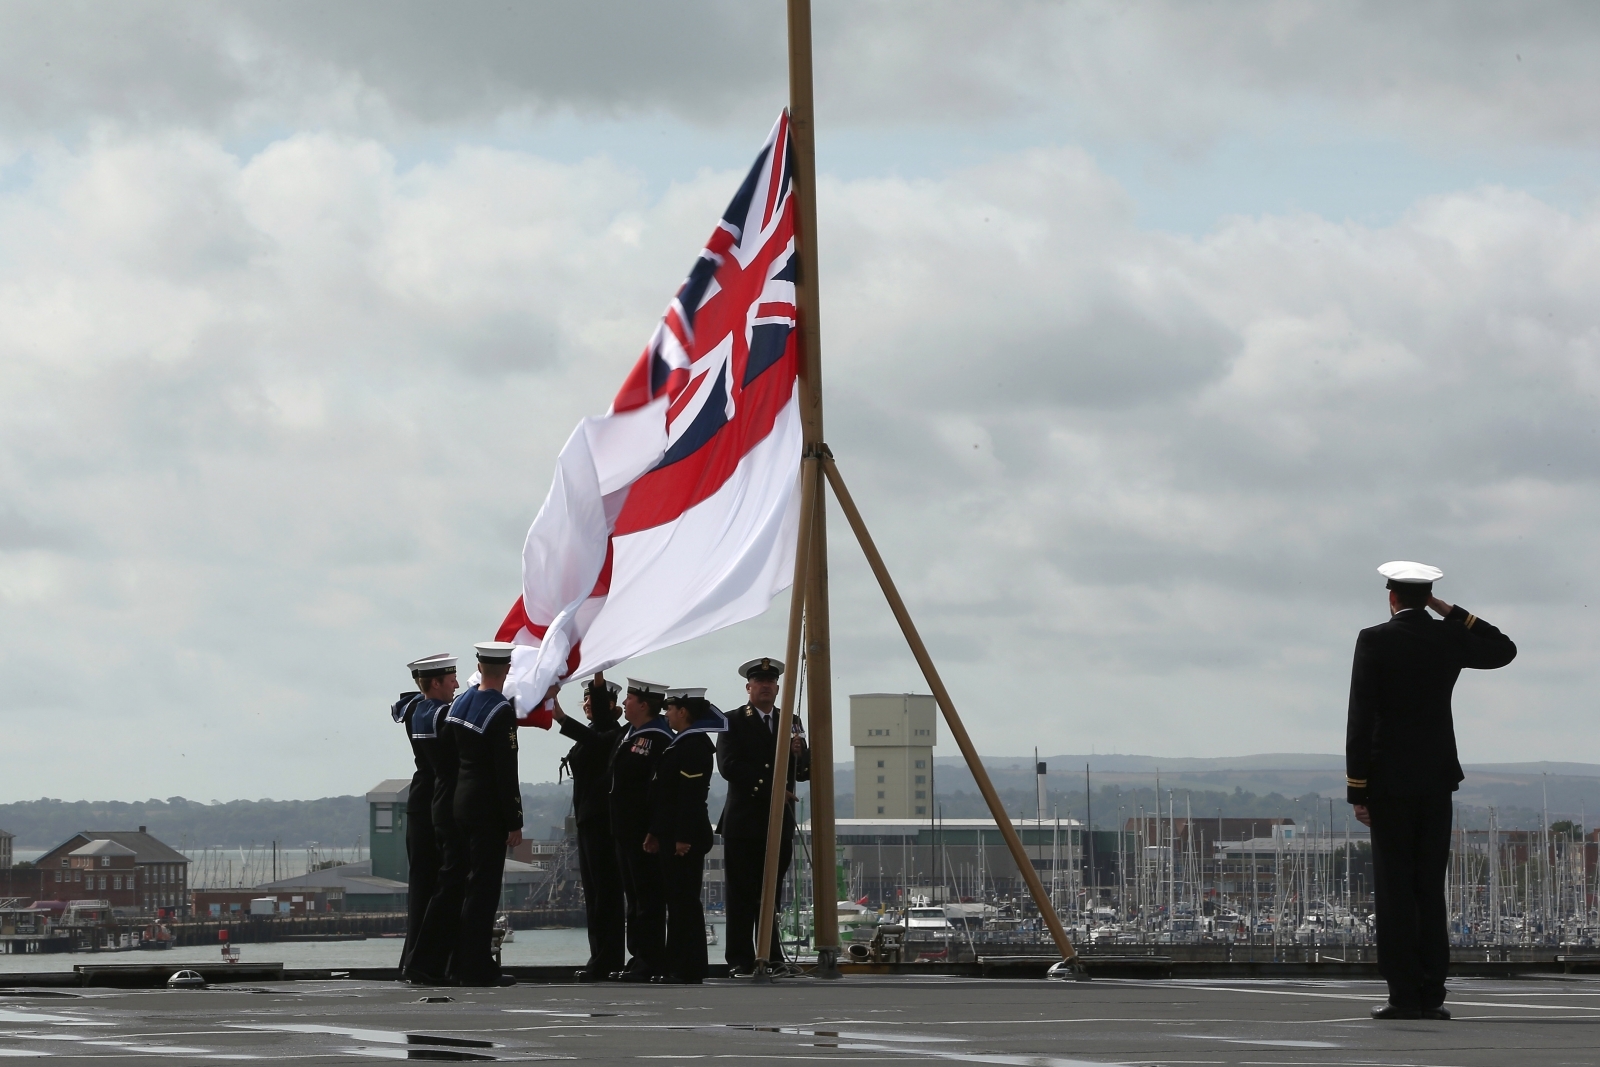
[441,641,523,987]
[1347,562,1516,1020]
[715,657,810,976]
[646,687,727,984]
[549,674,626,981]
[607,678,673,982]
[391,653,457,981]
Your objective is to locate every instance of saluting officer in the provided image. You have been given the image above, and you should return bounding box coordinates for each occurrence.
[1347,562,1516,1020]
[442,641,524,988]
[550,674,626,982]
[647,687,727,985]
[716,657,810,977]
[608,678,673,982]
[391,653,457,981]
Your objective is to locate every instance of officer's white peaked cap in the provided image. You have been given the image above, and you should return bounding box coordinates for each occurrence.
[626,678,669,696]
[1378,561,1443,584]
[665,687,707,701]
[473,641,517,663]
[738,657,784,679]
[407,653,456,675]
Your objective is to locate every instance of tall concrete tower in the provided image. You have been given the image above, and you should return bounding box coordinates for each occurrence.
[850,693,938,818]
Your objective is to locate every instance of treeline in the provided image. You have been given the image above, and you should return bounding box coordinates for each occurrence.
[1,790,574,850]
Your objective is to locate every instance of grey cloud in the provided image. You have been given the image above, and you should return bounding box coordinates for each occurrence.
[6,2,1600,150]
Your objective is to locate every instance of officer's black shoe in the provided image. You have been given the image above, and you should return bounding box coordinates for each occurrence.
[572,969,604,983]
[652,974,703,984]
[1421,1006,1451,1021]
[1371,1003,1422,1020]
[614,970,654,983]
[402,969,448,986]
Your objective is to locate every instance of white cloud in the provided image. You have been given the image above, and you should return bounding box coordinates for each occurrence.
[1,117,1596,801]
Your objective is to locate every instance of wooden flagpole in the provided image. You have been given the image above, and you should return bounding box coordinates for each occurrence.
[753,452,818,979]
[822,454,1080,966]
[784,0,842,978]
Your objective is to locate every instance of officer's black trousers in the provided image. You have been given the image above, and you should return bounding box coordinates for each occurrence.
[450,828,508,985]
[723,831,792,973]
[1369,793,1453,1009]
[615,833,666,975]
[577,824,625,973]
[408,825,467,980]
[400,811,438,975]
[660,849,709,982]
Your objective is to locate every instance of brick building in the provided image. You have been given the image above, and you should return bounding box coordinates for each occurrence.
[35,828,190,918]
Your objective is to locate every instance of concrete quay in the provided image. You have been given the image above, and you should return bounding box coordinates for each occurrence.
[3,971,1600,1065]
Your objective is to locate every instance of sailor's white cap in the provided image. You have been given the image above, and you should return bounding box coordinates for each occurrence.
[473,641,517,664]
[588,678,622,695]
[626,678,668,697]
[665,686,707,702]
[407,653,456,676]
[1378,561,1443,585]
[738,656,784,679]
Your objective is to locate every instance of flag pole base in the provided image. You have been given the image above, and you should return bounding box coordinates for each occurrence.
[750,961,775,985]
[810,946,843,980]
[1047,959,1091,982]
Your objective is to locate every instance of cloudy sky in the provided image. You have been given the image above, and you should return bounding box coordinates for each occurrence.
[3,1,1597,803]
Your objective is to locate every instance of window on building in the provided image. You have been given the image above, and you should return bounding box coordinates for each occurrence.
[54,871,62,883]
[877,806,885,815]
[876,760,884,768]
[876,791,885,799]
[915,759,925,769]
[915,806,926,815]
[876,775,884,783]
[375,806,394,830]
[101,857,111,867]
[915,775,925,784]
[915,790,926,799]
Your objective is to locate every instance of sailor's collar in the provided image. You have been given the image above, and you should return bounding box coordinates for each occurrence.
[392,692,422,724]
[409,698,449,740]
[667,704,729,747]
[625,716,673,741]
[445,687,515,734]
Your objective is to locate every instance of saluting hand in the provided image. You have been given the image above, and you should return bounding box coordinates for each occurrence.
[1427,595,1455,617]
[675,842,691,856]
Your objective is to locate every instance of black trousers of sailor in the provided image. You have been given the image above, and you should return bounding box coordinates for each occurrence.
[723,830,793,972]
[661,848,709,982]
[577,824,625,973]
[615,834,666,976]
[399,811,439,974]
[1369,793,1453,1010]
[408,827,467,980]
[450,827,509,984]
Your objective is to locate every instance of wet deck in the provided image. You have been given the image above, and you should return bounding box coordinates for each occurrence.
[3,973,1598,1064]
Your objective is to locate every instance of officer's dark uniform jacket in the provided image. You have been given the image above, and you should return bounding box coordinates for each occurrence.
[445,687,524,832]
[1345,604,1517,804]
[610,715,673,843]
[715,705,811,839]
[560,714,625,829]
[649,731,716,854]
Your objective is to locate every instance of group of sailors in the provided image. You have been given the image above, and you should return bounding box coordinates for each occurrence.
[392,646,810,986]
[556,657,810,983]
[391,641,524,987]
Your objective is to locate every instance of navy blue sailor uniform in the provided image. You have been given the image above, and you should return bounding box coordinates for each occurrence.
[442,686,523,985]
[609,715,672,978]
[392,691,440,976]
[716,704,810,972]
[649,726,718,983]
[1346,601,1515,1012]
[403,693,468,982]
[558,693,626,976]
